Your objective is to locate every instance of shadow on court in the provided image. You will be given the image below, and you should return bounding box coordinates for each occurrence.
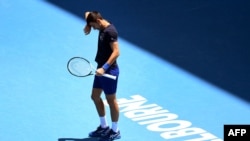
[45,0,250,102]
[58,137,99,141]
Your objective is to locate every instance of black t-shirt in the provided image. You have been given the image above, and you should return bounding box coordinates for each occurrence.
[95,24,118,67]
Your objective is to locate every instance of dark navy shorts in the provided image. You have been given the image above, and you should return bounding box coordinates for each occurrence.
[93,65,119,95]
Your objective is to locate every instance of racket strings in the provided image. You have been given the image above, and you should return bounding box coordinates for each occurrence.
[68,58,93,77]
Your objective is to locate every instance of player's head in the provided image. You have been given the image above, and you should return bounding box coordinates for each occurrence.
[85,11,103,30]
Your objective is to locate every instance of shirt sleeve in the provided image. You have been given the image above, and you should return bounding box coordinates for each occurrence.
[107,29,118,43]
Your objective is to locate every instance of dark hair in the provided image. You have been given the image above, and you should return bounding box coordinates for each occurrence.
[86,11,103,26]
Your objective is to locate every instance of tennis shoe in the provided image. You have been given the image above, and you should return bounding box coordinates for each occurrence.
[100,129,121,141]
[89,126,110,137]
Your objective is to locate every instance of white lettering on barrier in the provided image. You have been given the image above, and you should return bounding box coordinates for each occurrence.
[137,113,178,125]
[104,95,223,141]
[147,120,192,132]
[161,127,207,139]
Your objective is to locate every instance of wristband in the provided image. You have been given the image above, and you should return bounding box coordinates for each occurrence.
[102,63,110,71]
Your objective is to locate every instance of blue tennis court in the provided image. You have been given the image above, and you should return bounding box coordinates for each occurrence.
[1,0,249,141]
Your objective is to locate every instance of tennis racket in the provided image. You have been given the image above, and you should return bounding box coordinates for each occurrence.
[67,57,117,80]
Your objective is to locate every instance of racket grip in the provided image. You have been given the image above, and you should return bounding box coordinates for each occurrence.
[103,73,117,80]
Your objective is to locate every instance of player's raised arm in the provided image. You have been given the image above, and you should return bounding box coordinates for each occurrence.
[83,11,91,35]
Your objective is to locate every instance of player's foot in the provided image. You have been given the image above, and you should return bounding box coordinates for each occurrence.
[100,129,121,141]
[89,126,110,137]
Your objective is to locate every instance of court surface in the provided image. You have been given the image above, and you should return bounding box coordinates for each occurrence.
[0,0,249,141]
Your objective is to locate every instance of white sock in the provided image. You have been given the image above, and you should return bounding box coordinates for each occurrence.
[100,116,108,128]
[112,122,118,132]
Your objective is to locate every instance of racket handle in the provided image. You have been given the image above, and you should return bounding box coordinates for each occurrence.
[103,73,117,80]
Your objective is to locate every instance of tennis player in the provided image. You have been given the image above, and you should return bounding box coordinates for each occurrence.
[83,11,121,141]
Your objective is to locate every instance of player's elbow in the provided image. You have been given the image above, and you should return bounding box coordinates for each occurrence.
[113,47,120,58]
[116,50,120,57]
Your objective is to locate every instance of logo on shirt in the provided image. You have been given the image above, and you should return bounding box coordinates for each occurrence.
[99,33,104,41]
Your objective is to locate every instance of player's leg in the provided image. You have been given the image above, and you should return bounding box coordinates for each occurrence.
[101,80,121,140]
[100,66,121,140]
[105,94,119,127]
[91,88,105,117]
[102,93,121,140]
[89,77,110,138]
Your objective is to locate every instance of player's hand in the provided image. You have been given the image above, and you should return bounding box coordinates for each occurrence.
[84,25,91,35]
[85,12,90,19]
[96,68,105,76]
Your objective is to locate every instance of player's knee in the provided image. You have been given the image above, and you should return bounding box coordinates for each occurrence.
[106,96,117,106]
[91,94,100,102]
